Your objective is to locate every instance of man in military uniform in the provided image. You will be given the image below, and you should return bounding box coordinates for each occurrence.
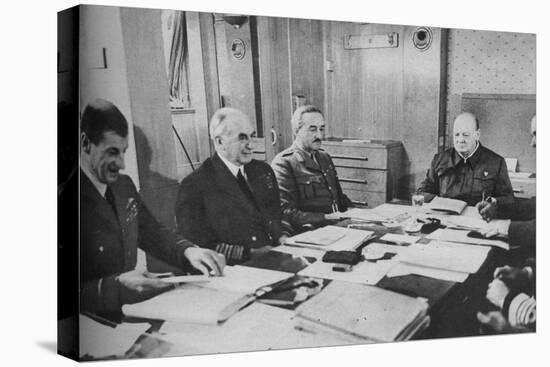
[77,99,225,319]
[271,105,352,232]
[417,112,514,207]
[176,108,290,265]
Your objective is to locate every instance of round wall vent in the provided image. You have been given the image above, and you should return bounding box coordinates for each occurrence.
[412,27,433,51]
[231,39,246,60]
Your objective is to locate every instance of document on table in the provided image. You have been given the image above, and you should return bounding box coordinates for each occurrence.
[387,262,469,283]
[380,233,420,244]
[294,281,429,342]
[427,228,509,250]
[343,208,389,222]
[200,265,293,293]
[272,244,324,260]
[285,226,374,252]
[371,203,412,220]
[79,314,150,358]
[400,241,490,274]
[297,259,395,285]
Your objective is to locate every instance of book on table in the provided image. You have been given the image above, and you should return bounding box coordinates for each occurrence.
[426,196,467,215]
[294,281,429,342]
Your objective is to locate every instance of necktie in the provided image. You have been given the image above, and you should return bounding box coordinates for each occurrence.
[236,169,259,210]
[311,152,320,167]
[104,186,118,219]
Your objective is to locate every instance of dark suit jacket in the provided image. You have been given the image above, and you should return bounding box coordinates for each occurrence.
[500,198,536,250]
[418,144,514,206]
[175,154,285,263]
[80,170,194,317]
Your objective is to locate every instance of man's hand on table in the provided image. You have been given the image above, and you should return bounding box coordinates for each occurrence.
[184,247,226,276]
[117,270,172,293]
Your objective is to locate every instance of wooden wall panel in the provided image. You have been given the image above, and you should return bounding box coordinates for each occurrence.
[79,5,140,187]
[256,16,293,159]
[324,22,446,197]
[289,19,325,111]
[120,8,178,230]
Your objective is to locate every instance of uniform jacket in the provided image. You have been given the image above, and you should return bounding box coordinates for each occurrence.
[175,154,286,263]
[271,143,352,231]
[417,144,514,206]
[80,170,194,317]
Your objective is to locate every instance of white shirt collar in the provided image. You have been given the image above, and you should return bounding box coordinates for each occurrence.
[218,153,246,179]
[457,141,480,162]
[80,163,108,197]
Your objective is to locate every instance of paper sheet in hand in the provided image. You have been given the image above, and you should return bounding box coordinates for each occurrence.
[427,228,509,250]
[295,281,428,342]
[160,275,210,284]
[387,262,469,283]
[298,259,395,285]
[79,314,150,358]
[286,226,373,252]
[400,241,490,274]
[200,265,293,293]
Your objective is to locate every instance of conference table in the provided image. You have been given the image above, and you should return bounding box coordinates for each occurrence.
[81,200,516,360]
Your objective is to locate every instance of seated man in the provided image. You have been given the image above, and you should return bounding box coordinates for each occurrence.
[477,259,536,332]
[78,99,225,319]
[417,112,513,206]
[176,108,289,265]
[271,105,352,232]
[478,115,536,254]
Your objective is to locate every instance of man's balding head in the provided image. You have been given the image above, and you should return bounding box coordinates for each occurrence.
[209,108,255,166]
[453,112,480,156]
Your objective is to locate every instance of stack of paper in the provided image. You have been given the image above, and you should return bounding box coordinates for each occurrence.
[427,228,509,250]
[294,281,429,342]
[79,314,150,358]
[285,226,374,252]
[161,302,354,356]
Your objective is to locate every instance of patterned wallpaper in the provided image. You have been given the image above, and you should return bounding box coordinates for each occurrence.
[444,28,536,141]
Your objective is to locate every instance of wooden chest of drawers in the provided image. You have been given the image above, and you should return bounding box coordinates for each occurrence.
[322,139,404,207]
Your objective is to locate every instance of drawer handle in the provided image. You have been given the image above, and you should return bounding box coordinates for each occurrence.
[351,200,368,206]
[331,154,369,161]
[340,178,368,185]
[513,188,524,194]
